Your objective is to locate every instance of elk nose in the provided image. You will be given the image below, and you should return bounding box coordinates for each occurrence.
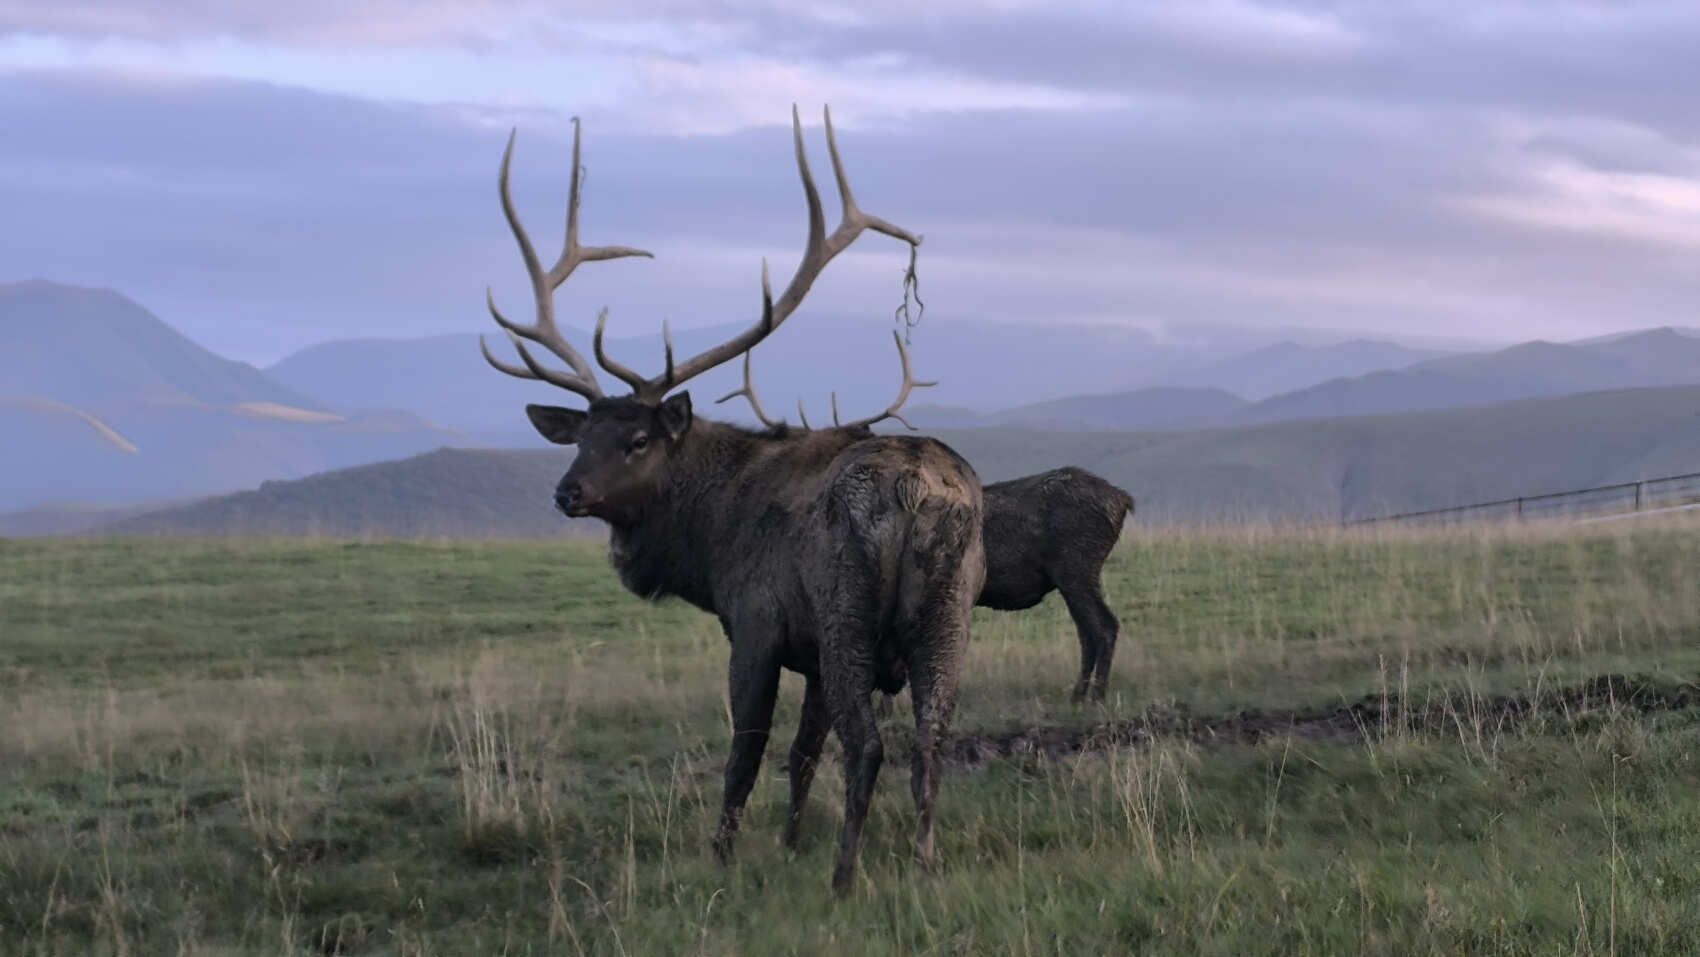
[553,482,582,515]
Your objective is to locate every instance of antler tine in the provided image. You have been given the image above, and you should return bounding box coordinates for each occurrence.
[712,270,787,429]
[662,320,676,385]
[820,106,920,248]
[549,118,653,284]
[838,330,937,432]
[625,104,923,402]
[715,325,933,433]
[713,351,786,429]
[480,330,602,398]
[484,122,652,403]
[593,309,649,393]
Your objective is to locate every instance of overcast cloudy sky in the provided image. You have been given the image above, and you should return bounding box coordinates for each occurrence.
[4,1,1700,362]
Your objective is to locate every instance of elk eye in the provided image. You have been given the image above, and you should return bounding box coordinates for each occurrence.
[629,434,649,453]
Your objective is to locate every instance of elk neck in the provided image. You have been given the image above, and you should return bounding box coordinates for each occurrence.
[603,419,854,614]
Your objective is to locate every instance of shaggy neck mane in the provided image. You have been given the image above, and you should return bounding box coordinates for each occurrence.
[603,419,814,612]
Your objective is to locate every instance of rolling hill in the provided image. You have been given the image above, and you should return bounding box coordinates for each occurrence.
[103,448,599,538]
[83,385,1700,535]
[0,279,322,415]
[1237,327,1700,425]
[0,280,465,510]
[910,387,1248,431]
[1158,339,1452,400]
[945,386,1700,522]
[909,328,1700,434]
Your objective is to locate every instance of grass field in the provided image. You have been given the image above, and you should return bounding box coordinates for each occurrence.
[3,519,1700,955]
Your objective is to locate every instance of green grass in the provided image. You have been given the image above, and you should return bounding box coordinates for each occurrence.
[3,519,1700,955]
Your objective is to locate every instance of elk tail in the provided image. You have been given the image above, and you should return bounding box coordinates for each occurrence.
[1108,485,1136,527]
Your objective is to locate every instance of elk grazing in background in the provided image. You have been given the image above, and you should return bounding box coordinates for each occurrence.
[480,108,985,893]
[724,364,1135,702]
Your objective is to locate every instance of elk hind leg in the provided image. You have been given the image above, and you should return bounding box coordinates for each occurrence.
[784,675,831,850]
[1060,572,1120,703]
[822,637,883,895]
[905,589,971,872]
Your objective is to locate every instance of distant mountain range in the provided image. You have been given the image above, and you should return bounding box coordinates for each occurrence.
[7,275,1700,523]
[1,278,322,415]
[0,280,462,510]
[913,327,1700,433]
[1237,328,1700,425]
[910,387,1248,432]
[264,321,1462,435]
[66,384,1700,534]
[1155,339,1453,401]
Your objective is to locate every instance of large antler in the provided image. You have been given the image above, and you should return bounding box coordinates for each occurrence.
[607,105,923,404]
[480,118,653,402]
[836,331,936,431]
[714,294,936,432]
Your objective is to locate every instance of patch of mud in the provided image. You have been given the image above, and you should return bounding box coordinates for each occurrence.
[944,674,1698,770]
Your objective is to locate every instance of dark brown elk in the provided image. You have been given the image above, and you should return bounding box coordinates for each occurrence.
[979,468,1133,701]
[725,366,1135,702]
[480,109,985,893]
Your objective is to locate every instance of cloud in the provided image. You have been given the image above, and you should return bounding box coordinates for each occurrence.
[0,0,563,46]
[1462,160,1700,251]
[6,1,1700,361]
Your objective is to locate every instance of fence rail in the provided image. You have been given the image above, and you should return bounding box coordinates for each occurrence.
[1350,470,1700,527]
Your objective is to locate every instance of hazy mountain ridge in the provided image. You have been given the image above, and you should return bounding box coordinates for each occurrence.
[911,387,1248,432]
[265,321,1464,433]
[0,281,467,510]
[12,277,1700,520]
[0,279,324,415]
[1157,339,1453,400]
[270,323,1700,439]
[1235,328,1700,425]
[73,385,1700,536]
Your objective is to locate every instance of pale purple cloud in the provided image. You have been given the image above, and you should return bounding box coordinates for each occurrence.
[4,0,1700,362]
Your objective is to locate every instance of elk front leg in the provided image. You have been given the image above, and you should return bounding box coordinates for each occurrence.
[712,638,781,864]
[783,675,831,850]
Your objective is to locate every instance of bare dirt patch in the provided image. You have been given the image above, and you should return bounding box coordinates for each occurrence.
[945,674,1699,769]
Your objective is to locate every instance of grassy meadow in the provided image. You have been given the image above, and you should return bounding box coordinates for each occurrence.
[3,519,1700,954]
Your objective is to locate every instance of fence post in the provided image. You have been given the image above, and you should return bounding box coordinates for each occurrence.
[1635,481,1645,511]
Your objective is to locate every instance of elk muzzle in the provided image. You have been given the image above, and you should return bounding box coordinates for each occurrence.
[554,479,597,518]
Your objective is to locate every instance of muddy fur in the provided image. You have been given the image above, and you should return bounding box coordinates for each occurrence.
[528,398,984,893]
[871,465,1134,708]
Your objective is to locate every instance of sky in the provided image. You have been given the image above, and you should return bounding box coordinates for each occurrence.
[4,0,1700,363]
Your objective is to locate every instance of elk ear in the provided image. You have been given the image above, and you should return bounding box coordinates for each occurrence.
[658,392,693,440]
[525,404,587,445]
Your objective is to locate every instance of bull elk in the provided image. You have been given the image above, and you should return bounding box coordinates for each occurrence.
[728,364,1137,702]
[480,108,985,893]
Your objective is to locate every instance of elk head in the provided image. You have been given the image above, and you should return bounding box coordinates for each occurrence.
[482,107,931,524]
